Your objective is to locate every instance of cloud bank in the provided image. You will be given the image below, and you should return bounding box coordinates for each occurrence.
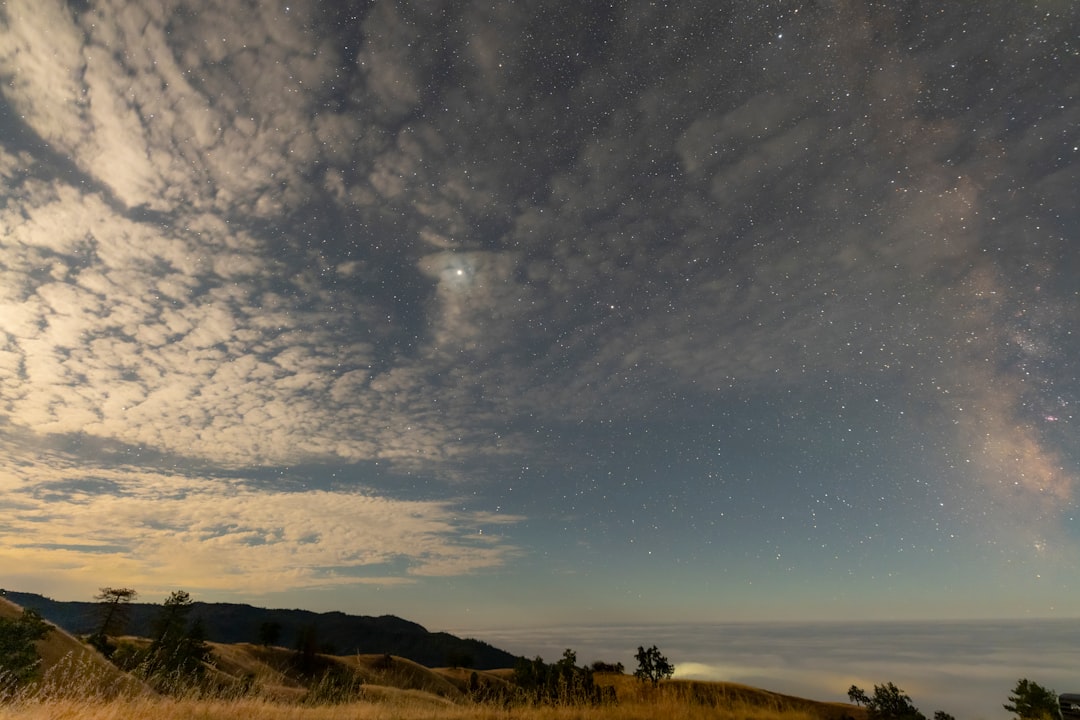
[0,436,520,596]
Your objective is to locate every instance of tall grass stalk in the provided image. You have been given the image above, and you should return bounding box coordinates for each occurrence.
[1,691,819,720]
[1,650,826,720]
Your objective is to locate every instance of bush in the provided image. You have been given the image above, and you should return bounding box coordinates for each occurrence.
[0,609,51,691]
[1005,679,1061,720]
[512,649,613,706]
[848,683,926,720]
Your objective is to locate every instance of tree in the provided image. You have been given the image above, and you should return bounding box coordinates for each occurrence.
[149,590,195,652]
[590,660,625,674]
[511,649,609,706]
[90,587,137,654]
[849,686,871,706]
[258,620,282,647]
[0,609,51,689]
[633,645,674,687]
[141,590,210,686]
[294,623,320,676]
[848,683,927,720]
[1005,679,1061,720]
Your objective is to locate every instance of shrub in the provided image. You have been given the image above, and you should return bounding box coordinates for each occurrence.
[0,609,51,692]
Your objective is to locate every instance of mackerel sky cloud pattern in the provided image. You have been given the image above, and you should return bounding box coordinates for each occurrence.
[0,0,1077,627]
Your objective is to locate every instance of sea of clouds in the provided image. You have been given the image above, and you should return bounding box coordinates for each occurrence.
[461,620,1080,720]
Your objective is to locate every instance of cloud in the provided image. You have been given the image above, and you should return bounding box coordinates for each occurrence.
[469,621,1080,720]
[418,250,527,352]
[0,439,522,594]
[0,0,361,214]
[0,0,1077,605]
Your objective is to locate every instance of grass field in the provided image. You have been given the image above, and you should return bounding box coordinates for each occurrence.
[1,666,858,720]
[0,687,832,720]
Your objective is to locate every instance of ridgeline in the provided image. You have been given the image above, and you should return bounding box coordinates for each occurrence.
[2,590,518,670]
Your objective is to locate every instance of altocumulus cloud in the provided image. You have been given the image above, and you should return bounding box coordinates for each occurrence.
[0,0,535,475]
[0,180,377,466]
[0,0,1078,615]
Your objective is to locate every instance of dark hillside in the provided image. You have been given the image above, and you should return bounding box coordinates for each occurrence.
[4,590,518,670]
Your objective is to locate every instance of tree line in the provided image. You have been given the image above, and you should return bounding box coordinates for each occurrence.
[848,678,1067,720]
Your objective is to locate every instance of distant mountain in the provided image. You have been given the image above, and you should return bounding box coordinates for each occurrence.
[2,590,520,670]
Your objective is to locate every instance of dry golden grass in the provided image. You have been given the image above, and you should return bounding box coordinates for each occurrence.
[339,652,463,697]
[0,670,861,720]
[0,596,150,700]
[0,692,836,720]
[596,674,862,720]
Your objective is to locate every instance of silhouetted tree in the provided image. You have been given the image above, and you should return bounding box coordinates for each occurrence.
[590,660,625,674]
[634,645,674,686]
[141,590,211,687]
[294,624,320,676]
[0,609,51,689]
[258,620,282,647]
[849,686,870,706]
[90,587,137,655]
[848,683,927,720]
[1005,679,1061,720]
[512,649,609,705]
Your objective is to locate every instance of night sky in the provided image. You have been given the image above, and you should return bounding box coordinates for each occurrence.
[1,0,1078,633]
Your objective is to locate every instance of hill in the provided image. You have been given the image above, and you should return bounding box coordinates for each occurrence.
[596,674,865,720]
[3,593,866,720]
[3,590,517,670]
[199,641,514,704]
[0,595,149,698]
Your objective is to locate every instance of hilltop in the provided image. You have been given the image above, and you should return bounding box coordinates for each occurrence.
[3,590,517,670]
[0,595,149,698]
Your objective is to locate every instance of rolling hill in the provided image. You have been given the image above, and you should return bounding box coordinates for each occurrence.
[2,590,865,720]
[0,594,150,698]
[3,590,517,669]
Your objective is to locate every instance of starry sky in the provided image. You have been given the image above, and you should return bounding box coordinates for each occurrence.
[0,0,1078,633]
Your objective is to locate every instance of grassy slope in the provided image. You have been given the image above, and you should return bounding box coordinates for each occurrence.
[0,595,150,699]
[204,642,471,703]
[598,673,864,720]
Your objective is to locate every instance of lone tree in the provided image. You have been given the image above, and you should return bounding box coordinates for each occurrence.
[142,590,210,687]
[90,587,137,654]
[1005,679,1061,720]
[848,683,927,720]
[633,645,674,687]
[0,608,51,690]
